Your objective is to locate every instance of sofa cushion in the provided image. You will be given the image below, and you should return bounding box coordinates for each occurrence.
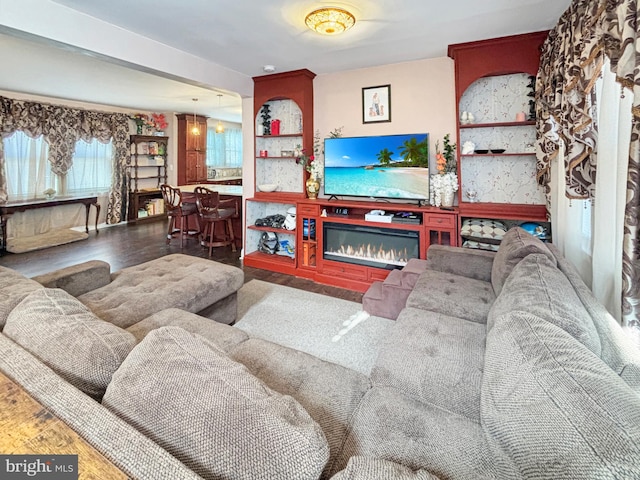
[331,457,441,479]
[230,337,371,478]
[482,311,640,478]
[488,253,601,356]
[548,243,640,392]
[0,334,202,479]
[426,244,495,282]
[491,227,556,296]
[78,254,244,328]
[102,327,329,480]
[31,260,111,297]
[371,307,485,420]
[331,387,502,479]
[3,288,136,398]
[406,269,495,324]
[0,265,43,329]
[126,307,249,351]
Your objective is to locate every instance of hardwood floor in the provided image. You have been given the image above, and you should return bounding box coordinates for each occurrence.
[0,220,363,303]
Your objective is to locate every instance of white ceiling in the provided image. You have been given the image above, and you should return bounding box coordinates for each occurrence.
[0,0,571,123]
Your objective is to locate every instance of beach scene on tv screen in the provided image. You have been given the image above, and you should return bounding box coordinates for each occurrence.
[324,133,429,200]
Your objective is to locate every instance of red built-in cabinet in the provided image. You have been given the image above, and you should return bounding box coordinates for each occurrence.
[447,32,550,238]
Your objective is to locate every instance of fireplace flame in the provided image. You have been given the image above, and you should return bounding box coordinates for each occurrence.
[329,243,410,266]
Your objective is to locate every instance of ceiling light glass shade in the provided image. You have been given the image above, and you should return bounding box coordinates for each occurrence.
[305,7,355,35]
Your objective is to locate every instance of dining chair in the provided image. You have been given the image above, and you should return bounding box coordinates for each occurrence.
[160,184,199,248]
[194,186,238,256]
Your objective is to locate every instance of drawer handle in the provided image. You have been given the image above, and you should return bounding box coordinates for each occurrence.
[436,218,443,223]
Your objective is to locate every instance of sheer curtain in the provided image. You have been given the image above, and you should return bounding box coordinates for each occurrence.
[3,131,54,199]
[551,62,631,321]
[66,139,113,194]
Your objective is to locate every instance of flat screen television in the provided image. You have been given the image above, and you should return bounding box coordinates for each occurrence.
[323,133,429,201]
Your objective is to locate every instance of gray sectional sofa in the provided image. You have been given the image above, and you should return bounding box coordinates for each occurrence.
[1,229,639,479]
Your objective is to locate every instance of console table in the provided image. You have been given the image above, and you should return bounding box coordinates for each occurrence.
[0,196,100,251]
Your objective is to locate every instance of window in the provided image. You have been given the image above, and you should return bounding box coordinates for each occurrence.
[206,126,242,167]
[4,131,54,199]
[3,131,113,199]
[66,139,113,194]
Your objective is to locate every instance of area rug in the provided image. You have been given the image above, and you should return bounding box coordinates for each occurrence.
[6,228,89,254]
[235,279,395,375]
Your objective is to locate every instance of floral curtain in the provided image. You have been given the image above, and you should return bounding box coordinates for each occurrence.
[0,96,130,223]
[536,0,640,331]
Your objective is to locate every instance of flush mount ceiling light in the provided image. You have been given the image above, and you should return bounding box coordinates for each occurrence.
[215,94,224,134]
[191,98,200,136]
[305,7,355,35]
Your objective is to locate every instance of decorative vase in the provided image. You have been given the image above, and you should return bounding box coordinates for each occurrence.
[136,123,143,135]
[306,176,320,199]
[441,190,455,207]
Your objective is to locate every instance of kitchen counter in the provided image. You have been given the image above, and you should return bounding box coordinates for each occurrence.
[178,184,242,196]
[206,176,243,183]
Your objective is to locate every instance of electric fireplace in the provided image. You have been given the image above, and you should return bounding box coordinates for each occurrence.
[323,222,419,269]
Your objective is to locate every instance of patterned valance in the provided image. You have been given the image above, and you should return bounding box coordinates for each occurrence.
[536,0,640,200]
[0,96,130,223]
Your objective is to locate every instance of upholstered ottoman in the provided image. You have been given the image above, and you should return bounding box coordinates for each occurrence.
[78,254,244,327]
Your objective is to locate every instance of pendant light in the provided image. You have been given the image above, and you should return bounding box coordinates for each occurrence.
[191,98,200,136]
[215,94,225,134]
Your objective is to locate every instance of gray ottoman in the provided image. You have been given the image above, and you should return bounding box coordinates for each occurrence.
[78,254,244,328]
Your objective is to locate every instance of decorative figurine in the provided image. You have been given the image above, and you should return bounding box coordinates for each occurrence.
[461,141,476,154]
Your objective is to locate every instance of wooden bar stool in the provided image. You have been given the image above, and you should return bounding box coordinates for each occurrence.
[194,186,238,256]
[160,184,199,248]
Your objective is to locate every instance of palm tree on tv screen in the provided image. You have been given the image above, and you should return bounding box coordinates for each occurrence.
[377,148,394,166]
[399,137,429,166]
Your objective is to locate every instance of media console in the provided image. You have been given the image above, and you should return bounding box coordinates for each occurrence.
[244,197,458,292]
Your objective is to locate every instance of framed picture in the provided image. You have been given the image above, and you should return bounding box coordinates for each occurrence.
[362,84,391,123]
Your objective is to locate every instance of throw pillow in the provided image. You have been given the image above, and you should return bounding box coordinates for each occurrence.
[462,240,500,252]
[102,326,329,480]
[460,218,507,245]
[3,288,136,398]
[491,226,556,296]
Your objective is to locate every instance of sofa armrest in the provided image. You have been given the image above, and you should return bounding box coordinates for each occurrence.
[426,244,495,282]
[31,260,111,297]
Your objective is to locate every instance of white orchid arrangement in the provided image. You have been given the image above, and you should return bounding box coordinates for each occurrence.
[304,127,344,183]
[430,172,459,207]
